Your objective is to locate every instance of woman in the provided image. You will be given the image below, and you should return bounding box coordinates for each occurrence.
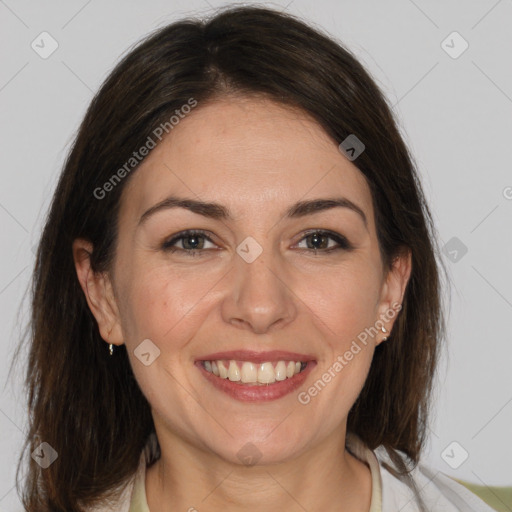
[15,5,495,512]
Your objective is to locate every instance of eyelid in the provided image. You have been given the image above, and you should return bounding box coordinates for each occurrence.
[162,229,218,251]
[162,228,352,255]
[292,229,352,251]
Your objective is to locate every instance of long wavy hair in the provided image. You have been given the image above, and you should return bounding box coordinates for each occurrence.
[11,5,449,511]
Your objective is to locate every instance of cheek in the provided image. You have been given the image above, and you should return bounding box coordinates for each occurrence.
[117,267,207,417]
[299,263,381,344]
[120,264,215,344]
[296,263,380,406]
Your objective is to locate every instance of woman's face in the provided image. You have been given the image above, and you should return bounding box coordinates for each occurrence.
[76,96,410,464]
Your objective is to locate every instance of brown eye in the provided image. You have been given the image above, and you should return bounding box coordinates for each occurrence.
[295,230,352,252]
[162,230,216,255]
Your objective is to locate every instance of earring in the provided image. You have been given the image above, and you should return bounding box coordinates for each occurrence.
[109,343,114,356]
[381,326,388,342]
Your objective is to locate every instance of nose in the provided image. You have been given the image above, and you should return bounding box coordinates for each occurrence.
[220,244,298,335]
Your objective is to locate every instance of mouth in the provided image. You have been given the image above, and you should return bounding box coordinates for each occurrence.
[195,350,317,402]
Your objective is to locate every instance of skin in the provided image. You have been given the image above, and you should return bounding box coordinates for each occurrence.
[73,96,411,512]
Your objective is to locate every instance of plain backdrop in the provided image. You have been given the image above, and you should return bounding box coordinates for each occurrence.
[1,0,511,510]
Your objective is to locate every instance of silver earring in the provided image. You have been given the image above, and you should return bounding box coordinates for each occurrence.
[381,326,388,342]
[109,343,114,356]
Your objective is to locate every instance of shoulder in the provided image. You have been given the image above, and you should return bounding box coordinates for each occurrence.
[84,437,153,512]
[373,444,497,512]
[82,477,137,512]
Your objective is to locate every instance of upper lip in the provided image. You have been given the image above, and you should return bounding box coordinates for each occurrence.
[196,350,316,364]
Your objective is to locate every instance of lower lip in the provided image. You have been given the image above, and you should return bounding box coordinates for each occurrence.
[195,361,316,402]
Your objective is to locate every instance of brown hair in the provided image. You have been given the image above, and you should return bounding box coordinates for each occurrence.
[12,5,448,511]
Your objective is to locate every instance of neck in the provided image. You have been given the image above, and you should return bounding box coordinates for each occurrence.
[145,427,372,512]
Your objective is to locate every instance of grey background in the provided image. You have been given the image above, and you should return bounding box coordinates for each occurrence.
[1,0,511,509]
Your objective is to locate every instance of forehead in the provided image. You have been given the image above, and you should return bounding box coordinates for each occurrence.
[119,97,374,227]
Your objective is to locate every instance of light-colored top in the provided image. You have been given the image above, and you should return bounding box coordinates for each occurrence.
[88,432,496,512]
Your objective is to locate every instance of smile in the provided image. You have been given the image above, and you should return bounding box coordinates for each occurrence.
[195,350,317,402]
[202,359,308,384]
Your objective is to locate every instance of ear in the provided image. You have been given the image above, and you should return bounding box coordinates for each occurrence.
[72,238,124,347]
[375,247,412,345]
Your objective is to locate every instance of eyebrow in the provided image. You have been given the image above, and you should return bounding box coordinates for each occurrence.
[138,195,368,230]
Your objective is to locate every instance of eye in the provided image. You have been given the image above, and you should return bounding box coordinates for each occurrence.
[162,228,353,257]
[162,230,217,256]
[294,230,352,253]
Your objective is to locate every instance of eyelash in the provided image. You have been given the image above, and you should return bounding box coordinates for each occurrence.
[161,229,353,256]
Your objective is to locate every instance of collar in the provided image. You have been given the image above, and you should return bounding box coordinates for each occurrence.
[129,431,383,512]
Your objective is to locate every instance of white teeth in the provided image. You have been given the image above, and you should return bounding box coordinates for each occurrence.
[241,362,257,383]
[202,359,307,384]
[258,362,274,384]
[274,361,287,381]
[218,361,228,379]
[228,360,241,381]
